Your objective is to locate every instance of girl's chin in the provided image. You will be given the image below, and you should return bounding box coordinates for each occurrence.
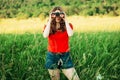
[56,21,60,22]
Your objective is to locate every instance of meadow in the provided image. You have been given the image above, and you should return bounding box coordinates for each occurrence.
[0,32,120,80]
[0,16,120,80]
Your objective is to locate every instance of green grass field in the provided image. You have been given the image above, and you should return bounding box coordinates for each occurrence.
[0,32,119,80]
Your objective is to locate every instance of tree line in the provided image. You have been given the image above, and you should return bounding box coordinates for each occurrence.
[0,0,120,18]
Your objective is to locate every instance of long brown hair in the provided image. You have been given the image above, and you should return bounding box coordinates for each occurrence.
[50,7,66,34]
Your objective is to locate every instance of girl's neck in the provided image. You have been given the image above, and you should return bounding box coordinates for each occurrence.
[56,22,60,30]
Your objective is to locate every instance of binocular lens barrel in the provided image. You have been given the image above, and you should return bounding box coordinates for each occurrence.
[52,12,64,16]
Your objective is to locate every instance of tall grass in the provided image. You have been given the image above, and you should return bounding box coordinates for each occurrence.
[70,32,120,80]
[0,32,119,80]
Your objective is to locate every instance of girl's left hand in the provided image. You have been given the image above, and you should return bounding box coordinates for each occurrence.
[60,12,66,20]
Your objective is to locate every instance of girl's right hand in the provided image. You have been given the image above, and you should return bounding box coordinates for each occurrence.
[51,12,56,19]
[49,12,55,22]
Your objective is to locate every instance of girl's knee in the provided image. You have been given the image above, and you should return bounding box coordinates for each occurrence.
[48,69,60,80]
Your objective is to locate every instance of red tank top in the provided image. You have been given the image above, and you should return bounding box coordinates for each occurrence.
[44,23,73,54]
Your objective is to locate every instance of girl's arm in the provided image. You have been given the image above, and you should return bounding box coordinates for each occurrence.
[62,12,73,37]
[43,13,52,38]
[65,20,73,36]
[43,20,51,38]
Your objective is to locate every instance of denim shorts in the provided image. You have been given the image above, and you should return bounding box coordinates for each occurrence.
[45,52,74,69]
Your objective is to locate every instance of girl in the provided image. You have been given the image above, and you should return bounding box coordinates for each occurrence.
[43,6,80,80]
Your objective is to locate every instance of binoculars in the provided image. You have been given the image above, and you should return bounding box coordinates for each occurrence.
[51,12,65,18]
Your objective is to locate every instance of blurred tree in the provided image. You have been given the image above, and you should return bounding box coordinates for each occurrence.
[0,0,119,18]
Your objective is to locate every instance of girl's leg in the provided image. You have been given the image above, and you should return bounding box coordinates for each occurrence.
[62,68,80,80]
[48,69,60,80]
